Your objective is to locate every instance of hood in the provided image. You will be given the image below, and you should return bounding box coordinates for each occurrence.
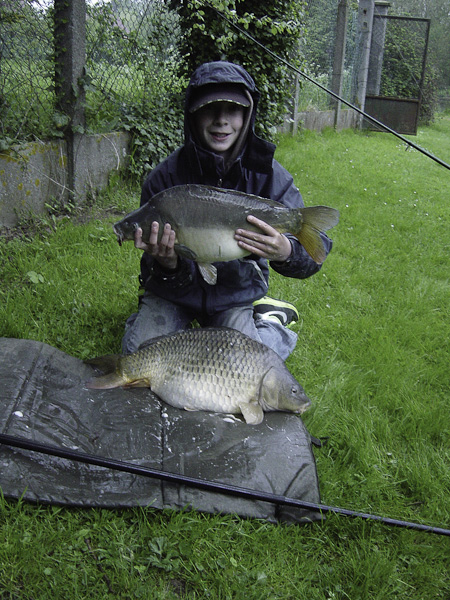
[184,61,275,176]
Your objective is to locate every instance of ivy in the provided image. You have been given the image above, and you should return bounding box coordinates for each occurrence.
[122,97,184,182]
[173,0,307,140]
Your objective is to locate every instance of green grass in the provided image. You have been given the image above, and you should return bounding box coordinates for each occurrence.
[1,116,450,598]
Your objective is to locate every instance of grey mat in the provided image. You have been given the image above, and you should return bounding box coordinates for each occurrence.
[0,337,322,523]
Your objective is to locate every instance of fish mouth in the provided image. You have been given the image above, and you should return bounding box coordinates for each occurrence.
[113,226,124,247]
[294,401,312,415]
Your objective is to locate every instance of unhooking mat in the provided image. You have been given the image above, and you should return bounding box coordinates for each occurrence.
[0,337,322,523]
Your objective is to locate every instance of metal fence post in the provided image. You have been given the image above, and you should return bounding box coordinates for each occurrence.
[54,0,86,202]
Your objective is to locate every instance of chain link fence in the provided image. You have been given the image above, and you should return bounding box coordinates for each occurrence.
[84,1,183,130]
[374,16,429,99]
[1,0,183,148]
[2,0,358,148]
[298,0,359,112]
[0,0,437,149]
[1,0,54,147]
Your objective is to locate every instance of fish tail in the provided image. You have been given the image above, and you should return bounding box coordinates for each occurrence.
[85,354,127,389]
[294,206,340,264]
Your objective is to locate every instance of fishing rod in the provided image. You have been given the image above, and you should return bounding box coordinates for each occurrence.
[1,433,449,537]
[202,1,450,172]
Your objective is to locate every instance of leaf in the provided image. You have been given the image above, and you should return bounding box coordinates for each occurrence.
[26,271,44,284]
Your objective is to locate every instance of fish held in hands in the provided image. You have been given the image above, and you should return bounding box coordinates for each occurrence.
[113,184,339,285]
[85,327,312,425]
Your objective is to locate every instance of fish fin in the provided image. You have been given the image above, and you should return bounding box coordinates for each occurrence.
[85,354,120,373]
[302,206,340,231]
[295,206,340,265]
[198,263,217,285]
[123,379,150,388]
[239,403,264,425]
[85,372,128,389]
[85,354,129,389]
[174,243,198,261]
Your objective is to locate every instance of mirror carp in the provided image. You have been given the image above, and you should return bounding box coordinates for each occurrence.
[113,184,339,285]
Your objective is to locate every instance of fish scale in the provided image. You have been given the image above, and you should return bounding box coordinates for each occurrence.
[150,330,257,411]
[86,327,312,425]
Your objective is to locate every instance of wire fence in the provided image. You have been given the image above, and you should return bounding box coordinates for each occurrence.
[1,0,54,147]
[374,16,429,99]
[2,0,354,147]
[0,0,183,148]
[298,0,359,112]
[84,0,183,127]
[0,0,435,148]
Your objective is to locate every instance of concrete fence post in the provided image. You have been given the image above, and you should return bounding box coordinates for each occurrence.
[331,0,350,129]
[54,0,86,202]
[354,0,375,128]
[367,1,391,96]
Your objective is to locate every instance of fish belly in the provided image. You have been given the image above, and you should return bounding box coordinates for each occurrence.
[176,227,248,263]
[152,371,251,414]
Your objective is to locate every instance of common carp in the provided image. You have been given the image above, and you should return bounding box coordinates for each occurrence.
[113,184,339,285]
[85,327,311,425]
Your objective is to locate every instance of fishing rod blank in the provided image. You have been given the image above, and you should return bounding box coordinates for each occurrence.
[1,433,449,537]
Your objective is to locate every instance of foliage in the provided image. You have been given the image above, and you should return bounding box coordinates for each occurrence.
[302,0,356,76]
[418,62,438,125]
[388,0,450,90]
[172,0,307,139]
[379,21,425,99]
[374,15,437,123]
[122,97,184,182]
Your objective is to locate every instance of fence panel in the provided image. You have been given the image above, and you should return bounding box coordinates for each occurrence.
[297,0,359,112]
[84,0,182,133]
[0,0,183,148]
[0,0,55,147]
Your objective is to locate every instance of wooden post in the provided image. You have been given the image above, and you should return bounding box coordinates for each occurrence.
[293,72,300,135]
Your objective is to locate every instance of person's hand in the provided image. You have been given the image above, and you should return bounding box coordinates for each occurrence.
[134,222,178,271]
[234,215,292,262]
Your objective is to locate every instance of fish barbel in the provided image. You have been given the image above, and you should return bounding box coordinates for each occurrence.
[85,327,311,425]
[113,184,339,284]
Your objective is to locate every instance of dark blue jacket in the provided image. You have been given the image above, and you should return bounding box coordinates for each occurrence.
[139,61,332,316]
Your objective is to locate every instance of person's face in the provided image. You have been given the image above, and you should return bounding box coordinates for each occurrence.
[193,101,245,158]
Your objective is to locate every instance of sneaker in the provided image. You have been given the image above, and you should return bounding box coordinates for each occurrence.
[253,296,299,327]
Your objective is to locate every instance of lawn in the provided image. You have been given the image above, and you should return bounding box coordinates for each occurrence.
[1,114,449,599]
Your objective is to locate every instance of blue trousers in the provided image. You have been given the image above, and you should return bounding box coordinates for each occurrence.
[122,291,297,361]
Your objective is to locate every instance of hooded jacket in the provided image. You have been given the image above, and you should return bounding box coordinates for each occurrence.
[138,61,332,316]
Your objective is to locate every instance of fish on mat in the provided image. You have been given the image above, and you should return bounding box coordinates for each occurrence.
[113,184,339,285]
[85,327,311,425]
